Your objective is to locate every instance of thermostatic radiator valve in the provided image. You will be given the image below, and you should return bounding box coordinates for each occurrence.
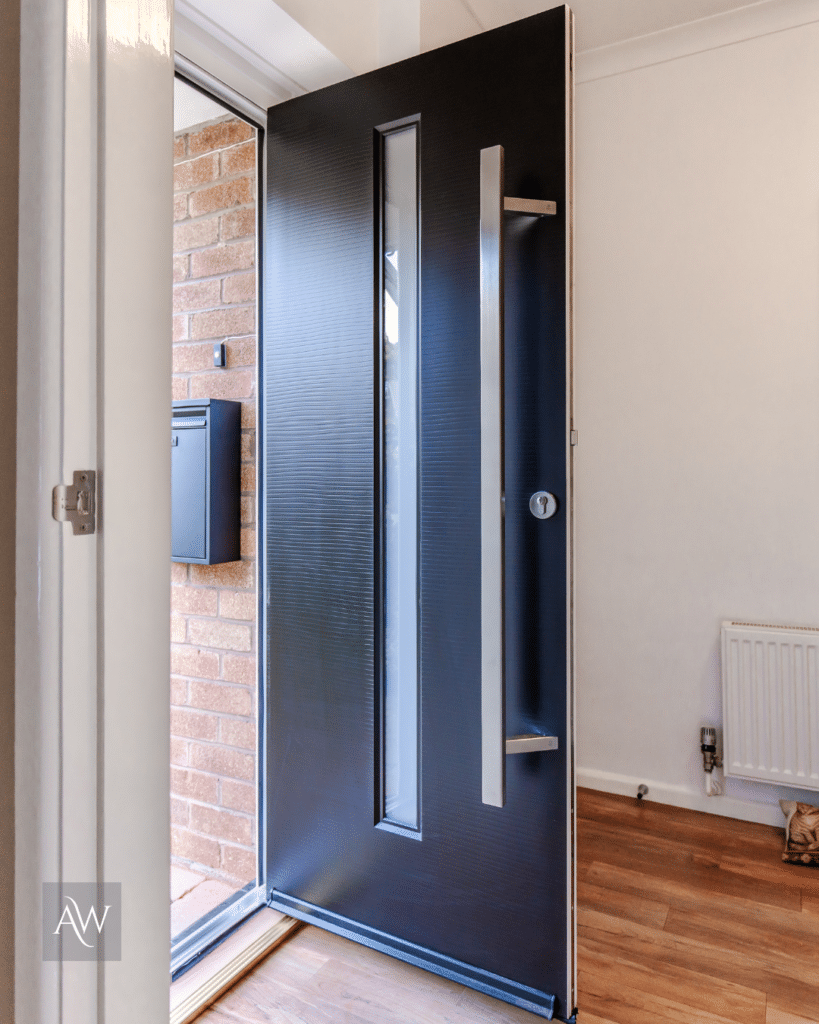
[700,727,723,796]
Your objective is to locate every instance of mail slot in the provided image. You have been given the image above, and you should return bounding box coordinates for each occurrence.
[172,398,241,564]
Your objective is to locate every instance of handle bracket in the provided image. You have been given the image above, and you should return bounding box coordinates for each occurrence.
[504,197,556,217]
[506,735,559,754]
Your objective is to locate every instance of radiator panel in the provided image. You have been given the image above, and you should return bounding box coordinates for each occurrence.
[722,621,819,791]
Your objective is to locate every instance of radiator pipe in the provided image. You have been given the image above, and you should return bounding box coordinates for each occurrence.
[701,727,723,797]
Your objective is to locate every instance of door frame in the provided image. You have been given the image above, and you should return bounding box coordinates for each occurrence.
[169,60,272,978]
[16,1,173,1020]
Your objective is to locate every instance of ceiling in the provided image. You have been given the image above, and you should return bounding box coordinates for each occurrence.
[174,0,768,109]
[424,0,763,52]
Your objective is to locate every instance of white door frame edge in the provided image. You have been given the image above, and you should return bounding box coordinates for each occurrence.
[16,1,174,1021]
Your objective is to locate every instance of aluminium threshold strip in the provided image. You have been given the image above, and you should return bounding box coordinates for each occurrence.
[170,908,301,1024]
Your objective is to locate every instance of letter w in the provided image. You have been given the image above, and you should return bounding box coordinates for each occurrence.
[54,898,110,948]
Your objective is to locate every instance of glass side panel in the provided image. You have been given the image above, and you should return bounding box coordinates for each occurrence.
[382,125,419,830]
[171,76,262,964]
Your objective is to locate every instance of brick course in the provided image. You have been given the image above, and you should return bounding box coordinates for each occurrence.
[190,743,254,782]
[220,208,255,242]
[190,239,254,279]
[219,590,255,621]
[173,767,219,804]
[188,118,253,156]
[171,115,258,891]
[174,217,219,253]
[172,586,218,616]
[189,680,253,717]
[221,779,255,815]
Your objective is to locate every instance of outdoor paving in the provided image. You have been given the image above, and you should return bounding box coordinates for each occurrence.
[171,865,237,938]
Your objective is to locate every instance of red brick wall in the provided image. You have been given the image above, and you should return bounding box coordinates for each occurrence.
[171,116,257,890]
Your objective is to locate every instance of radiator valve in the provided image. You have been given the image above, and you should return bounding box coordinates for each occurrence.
[700,727,723,772]
[701,727,723,796]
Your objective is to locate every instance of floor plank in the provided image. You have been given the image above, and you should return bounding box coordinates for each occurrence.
[190,789,819,1022]
[576,789,783,853]
[799,892,819,918]
[584,857,802,916]
[766,1006,819,1024]
[578,878,669,929]
[663,902,819,983]
[580,906,819,1021]
[578,952,766,1024]
[719,853,819,898]
[455,986,568,1024]
[579,822,801,911]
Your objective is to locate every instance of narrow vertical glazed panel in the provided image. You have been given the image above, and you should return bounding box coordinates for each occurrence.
[381,125,420,831]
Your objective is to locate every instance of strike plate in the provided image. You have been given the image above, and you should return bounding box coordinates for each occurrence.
[52,471,96,535]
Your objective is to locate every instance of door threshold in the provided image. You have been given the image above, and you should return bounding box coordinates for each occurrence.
[268,891,568,1021]
[170,907,301,1024]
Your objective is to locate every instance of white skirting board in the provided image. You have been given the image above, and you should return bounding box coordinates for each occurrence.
[577,767,795,828]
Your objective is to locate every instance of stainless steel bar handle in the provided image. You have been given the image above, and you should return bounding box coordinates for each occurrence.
[480,145,506,808]
[480,147,560,808]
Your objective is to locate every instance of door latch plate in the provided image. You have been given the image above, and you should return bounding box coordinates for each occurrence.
[52,471,96,535]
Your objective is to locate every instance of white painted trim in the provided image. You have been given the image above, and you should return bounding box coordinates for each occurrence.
[175,54,267,129]
[175,3,298,108]
[173,0,353,111]
[101,3,173,1019]
[577,767,792,828]
[16,0,65,1015]
[576,0,819,83]
[16,0,173,1020]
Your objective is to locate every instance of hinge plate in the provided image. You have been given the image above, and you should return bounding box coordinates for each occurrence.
[52,471,96,535]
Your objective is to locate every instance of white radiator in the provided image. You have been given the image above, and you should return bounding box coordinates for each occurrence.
[721,621,819,792]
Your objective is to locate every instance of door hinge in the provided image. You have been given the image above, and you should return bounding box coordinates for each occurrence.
[52,471,96,535]
[570,429,578,446]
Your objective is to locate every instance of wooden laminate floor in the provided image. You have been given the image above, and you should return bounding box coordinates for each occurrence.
[197,789,819,1024]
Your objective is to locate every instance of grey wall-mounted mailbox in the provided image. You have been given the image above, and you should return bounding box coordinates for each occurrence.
[172,398,241,564]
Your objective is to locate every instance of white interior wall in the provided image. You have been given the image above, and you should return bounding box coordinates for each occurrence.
[575,7,819,825]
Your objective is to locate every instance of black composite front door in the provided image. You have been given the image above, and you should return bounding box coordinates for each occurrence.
[264,7,575,1020]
